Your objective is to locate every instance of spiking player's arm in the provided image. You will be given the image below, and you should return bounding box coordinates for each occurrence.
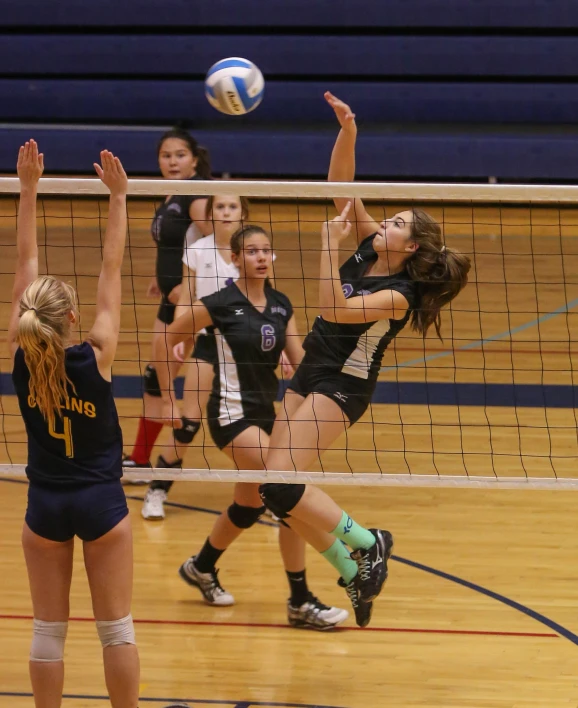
[86,151,128,379]
[8,140,43,360]
[319,203,409,325]
[153,302,213,427]
[325,91,379,245]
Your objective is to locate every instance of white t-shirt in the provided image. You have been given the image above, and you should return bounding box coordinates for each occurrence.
[182,234,239,300]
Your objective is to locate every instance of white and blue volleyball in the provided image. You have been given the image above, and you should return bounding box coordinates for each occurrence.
[205,57,265,116]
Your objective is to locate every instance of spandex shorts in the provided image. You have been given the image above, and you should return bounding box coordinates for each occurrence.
[208,416,275,451]
[25,479,129,543]
[288,358,373,425]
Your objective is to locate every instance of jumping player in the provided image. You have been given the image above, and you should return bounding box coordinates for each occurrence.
[155,225,352,629]
[123,129,213,472]
[257,93,472,619]
[9,142,139,707]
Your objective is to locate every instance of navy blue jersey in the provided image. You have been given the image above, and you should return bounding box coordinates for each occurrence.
[303,234,418,382]
[201,283,293,427]
[152,177,205,297]
[12,342,123,486]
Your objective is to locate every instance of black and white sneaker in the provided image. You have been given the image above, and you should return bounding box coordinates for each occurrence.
[338,576,373,628]
[350,529,394,603]
[122,454,151,485]
[287,593,349,631]
[178,556,235,606]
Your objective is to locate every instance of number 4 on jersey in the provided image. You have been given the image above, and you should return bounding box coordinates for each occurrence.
[48,415,74,458]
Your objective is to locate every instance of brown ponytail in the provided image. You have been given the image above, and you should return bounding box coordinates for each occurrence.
[406,208,471,339]
[17,276,77,428]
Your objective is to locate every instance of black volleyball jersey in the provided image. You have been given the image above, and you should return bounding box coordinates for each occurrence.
[303,234,418,382]
[12,342,123,486]
[201,283,293,426]
[152,177,205,297]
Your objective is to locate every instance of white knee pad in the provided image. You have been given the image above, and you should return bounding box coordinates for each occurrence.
[30,619,68,663]
[96,613,136,648]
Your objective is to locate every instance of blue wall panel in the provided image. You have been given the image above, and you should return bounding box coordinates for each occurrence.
[3,0,578,28]
[1,126,578,180]
[3,79,578,125]
[3,35,578,78]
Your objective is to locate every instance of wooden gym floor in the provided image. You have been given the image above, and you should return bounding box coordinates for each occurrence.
[0,199,577,707]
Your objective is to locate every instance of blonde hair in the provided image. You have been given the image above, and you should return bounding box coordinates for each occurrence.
[17,276,77,428]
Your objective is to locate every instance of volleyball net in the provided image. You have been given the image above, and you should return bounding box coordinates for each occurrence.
[1,177,578,489]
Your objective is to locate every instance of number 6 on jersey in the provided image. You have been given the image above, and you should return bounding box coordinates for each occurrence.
[261,324,276,351]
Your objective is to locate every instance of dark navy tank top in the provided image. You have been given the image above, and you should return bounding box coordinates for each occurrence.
[12,342,123,486]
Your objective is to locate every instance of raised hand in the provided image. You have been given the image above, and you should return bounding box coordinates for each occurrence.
[324,91,356,132]
[17,140,44,187]
[322,201,353,245]
[94,150,128,196]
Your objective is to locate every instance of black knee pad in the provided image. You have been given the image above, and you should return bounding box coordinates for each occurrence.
[173,418,200,444]
[143,364,161,397]
[258,483,306,519]
[227,502,266,529]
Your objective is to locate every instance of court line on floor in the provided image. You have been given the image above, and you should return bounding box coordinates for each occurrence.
[127,495,578,646]
[381,296,578,372]
[0,693,343,708]
[2,480,576,646]
[0,613,557,639]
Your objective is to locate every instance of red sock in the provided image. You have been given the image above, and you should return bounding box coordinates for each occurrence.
[131,417,164,465]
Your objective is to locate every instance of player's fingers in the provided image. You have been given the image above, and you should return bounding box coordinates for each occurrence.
[38,153,44,171]
[340,201,352,219]
[94,163,104,179]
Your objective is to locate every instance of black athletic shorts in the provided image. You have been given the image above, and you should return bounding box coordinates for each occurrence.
[25,479,129,543]
[157,295,176,325]
[191,333,217,364]
[208,416,275,451]
[288,357,373,425]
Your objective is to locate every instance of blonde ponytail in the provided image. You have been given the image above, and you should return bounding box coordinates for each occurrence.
[17,276,77,428]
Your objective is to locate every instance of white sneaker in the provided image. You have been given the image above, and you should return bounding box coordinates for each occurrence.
[178,557,235,606]
[288,594,349,631]
[141,489,167,520]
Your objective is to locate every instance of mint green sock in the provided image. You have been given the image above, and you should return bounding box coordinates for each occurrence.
[331,510,376,550]
[321,539,358,584]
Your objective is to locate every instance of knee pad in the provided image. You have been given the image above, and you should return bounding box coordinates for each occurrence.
[143,364,161,397]
[96,613,136,648]
[173,417,200,444]
[30,619,68,663]
[258,483,306,519]
[227,502,266,529]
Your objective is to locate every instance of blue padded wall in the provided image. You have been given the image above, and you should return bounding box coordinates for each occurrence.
[1,1,578,180]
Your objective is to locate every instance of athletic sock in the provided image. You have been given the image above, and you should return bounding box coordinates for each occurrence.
[131,417,163,465]
[149,455,181,493]
[286,570,310,607]
[331,510,376,551]
[195,538,225,573]
[321,539,358,584]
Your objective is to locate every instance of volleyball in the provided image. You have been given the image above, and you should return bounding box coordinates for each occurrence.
[205,57,265,115]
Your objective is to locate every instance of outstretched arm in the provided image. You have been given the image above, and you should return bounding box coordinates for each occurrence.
[319,203,409,324]
[7,140,44,360]
[325,91,379,244]
[86,151,128,379]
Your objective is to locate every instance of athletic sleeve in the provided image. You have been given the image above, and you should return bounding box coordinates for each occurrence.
[387,279,418,312]
[182,242,199,272]
[200,287,229,326]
